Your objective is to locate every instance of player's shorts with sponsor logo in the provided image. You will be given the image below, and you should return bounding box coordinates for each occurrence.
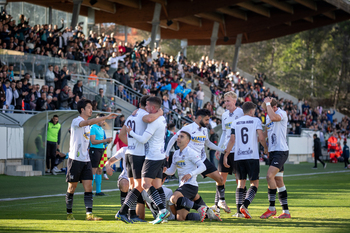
[269,151,289,172]
[66,158,93,182]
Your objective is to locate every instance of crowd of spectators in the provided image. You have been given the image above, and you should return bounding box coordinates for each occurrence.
[0,10,349,143]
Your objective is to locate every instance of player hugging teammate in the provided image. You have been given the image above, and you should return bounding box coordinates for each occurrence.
[66,94,291,223]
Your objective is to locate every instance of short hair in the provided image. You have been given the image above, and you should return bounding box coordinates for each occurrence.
[120,114,125,118]
[140,95,150,108]
[224,91,237,100]
[147,97,161,109]
[313,134,317,137]
[77,99,92,114]
[99,88,103,91]
[53,115,58,118]
[97,113,105,118]
[195,109,211,118]
[270,98,278,107]
[168,123,175,131]
[180,131,191,140]
[242,101,257,114]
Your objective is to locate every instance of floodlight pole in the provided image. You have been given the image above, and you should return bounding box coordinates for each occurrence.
[232,34,242,72]
[209,22,220,60]
[150,3,161,51]
[71,0,83,28]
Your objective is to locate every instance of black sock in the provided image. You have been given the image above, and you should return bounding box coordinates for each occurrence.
[186,213,201,221]
[243,186,247,199]
[157,187,166,209]
[268,188,277,207]
[66,192,74,214]
[193,196,206,208]
[217,185,225,201]
[243,186,258,208]
[278,190,289,210]
[120,188,140,215]
[84,192,93,213]
[236,188,244,213]
[147,186,165,210]
[120,191,127,206]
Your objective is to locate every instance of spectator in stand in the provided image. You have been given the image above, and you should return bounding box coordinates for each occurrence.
[5,81,18,113]
[45,65,55,89]
[197,86,204,108]
[35,92,47,111]
[59,85,73,110]
[95,88,109,111]
[327,109,336,124]
[70,95,80,110]
[59,66,71,89]
[0,79,5,110]
[97,66,109,93]
[73,80,83,99]
[15,80,27,112]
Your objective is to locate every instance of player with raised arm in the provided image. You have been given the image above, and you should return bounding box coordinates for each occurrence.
[165,109,223,221]
[125,97,170,224]
[115,96,163,223]
[166,131,207,222]
[212,91,244,216]
[260,97,291,219]
[65,99,117,221]
[224,101,268,219]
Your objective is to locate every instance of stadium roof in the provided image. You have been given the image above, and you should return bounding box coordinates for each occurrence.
[11,0,350,45]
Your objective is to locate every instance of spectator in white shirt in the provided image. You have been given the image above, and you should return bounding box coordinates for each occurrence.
[107,52,128,69]
[5,81,19,113]
[196,86,205,108]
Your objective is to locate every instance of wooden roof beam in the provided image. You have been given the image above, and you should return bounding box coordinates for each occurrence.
[158,19,180,31]
[237,1,270,17]
[303,16,313,22]
[175,16,202,27]
[217,7,247,21]
[260,0,293,14]
[78,0,116,14]
[294,0,317,11]
[195,12,224,24]
[109,0,140,9]
[323,11,336,20]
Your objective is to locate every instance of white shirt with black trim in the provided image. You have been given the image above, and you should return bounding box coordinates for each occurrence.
[231,115,262,161]
[220,108,244,152]
[266,108,289,152]
[124,108,149,156]
[111,147,128,180]
[69,116,91,162]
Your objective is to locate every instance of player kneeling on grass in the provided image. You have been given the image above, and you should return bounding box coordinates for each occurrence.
[104,147,130,210]
[224,102,268,219]
[165,131,208,222]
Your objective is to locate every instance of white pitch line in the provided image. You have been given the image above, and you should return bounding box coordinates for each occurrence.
[0,170,349,202]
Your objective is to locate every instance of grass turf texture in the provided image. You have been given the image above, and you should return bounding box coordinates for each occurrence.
[0,163,349,233]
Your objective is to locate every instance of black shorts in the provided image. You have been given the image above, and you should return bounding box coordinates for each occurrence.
[66,158,93,183]
[142,159,163,179]
[201,158,217,178]
[126,154,145,179]
[218,153,236,175]
[269,151,289,172]
[89,148,104,168]
[236,159,260,181]
[175,184,198,201]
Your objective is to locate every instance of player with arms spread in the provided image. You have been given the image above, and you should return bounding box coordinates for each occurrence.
[115,95,163,223]
[224,102,268,219]
[65,99,117,221]
[126,97,170,224]
[212,91,244,216]
[260,97,291,219]
[166,131,207,222]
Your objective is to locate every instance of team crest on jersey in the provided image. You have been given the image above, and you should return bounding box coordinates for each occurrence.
[237,148,253,155]
[191,136,206,142]
[176,160,186,168]
[225,122,232,129]
[83,131,90,140]
[266,121,274,130]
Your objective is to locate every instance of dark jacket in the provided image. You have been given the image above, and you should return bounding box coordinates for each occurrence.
[73,84,83,99]
[343,145,349,159]
[314,137,322,157]
[59,90,71,108]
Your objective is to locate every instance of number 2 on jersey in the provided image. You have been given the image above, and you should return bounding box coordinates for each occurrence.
[127,120,136,138]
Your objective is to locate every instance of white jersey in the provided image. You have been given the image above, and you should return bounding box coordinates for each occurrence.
[231,115,262,161]
[221,108,244,152]
[142,186,175,220]
[179,122,209,161]
[266,108,289,152]
[143,116,167,160]
[69,116,90,162]
[169,146,203,187]
[125,109,149,156]
[111,147,128,180]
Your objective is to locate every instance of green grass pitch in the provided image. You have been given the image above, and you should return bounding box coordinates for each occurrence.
[0,163,349,233]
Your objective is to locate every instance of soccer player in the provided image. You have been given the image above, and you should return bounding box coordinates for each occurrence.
[224,101,268,219]
[104,147,129,207]
[65,99,117,221]
[165,109,223,221]
[165,131,207,222]
[213,91,244,215]
[90,113,113,196]
[125,97,170,224]
[260,97,291,219]
[115,96,162,223]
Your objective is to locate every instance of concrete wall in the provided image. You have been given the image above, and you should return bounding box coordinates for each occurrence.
[0,127,24,160]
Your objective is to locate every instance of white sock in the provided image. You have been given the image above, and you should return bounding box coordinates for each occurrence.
[283,209,290,214]
[159,208,167,214]
[269,206,276,211]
